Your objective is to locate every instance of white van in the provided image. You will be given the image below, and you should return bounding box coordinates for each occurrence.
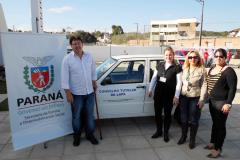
[96,55,185,119]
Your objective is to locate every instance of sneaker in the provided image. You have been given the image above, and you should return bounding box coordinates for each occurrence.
[86,134,99,145]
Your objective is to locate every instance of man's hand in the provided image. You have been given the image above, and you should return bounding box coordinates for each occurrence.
[65,90,73,104]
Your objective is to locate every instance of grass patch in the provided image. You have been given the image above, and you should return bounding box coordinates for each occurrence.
[0,98,8,111]
[0,80,7,94]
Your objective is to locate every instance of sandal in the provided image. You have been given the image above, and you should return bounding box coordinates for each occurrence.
[204,144,214,150]
[207,149,221,158]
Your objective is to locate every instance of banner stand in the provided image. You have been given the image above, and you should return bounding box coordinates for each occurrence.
[1,32,73,150]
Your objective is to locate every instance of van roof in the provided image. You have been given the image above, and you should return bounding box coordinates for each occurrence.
[111,54,185,60]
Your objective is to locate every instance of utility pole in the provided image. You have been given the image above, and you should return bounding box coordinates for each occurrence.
[144,25,149,39]
[134,23,139,45]
[196,0,204,48]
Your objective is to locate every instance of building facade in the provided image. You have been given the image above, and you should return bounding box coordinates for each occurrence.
[150,18,199,46]
[229,28,240,37]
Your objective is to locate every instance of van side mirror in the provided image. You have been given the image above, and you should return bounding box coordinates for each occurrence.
[101,76,112,85]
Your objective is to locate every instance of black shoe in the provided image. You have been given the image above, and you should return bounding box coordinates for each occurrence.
[177,136,187,145]
[164,133,169,142]
[189,140,195,149]
[189,125,198,149]
[73,135,80,146]
[151,131,162,139]
[178,123,188,145]
[86,134,99,145]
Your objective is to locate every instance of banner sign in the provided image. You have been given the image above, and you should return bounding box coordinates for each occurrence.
[1,32,73,150]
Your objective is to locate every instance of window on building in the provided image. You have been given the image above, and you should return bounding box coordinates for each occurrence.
[167,32,177,35]
[178,31,187,36]
[152,24,159,28]
[152,32,159,35]
[168,24,177,28]
[179,23,190,27]
[160,25,167,28]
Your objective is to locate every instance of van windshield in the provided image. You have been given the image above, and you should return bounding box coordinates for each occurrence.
[96,57,117,79]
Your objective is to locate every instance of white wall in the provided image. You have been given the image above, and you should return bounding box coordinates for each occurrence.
[84,45,165,62]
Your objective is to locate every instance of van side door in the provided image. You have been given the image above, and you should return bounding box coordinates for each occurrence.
[144,59,164,113]
[98,60,146,118]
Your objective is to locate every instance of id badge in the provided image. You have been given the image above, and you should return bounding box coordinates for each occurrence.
[159,77,166,83]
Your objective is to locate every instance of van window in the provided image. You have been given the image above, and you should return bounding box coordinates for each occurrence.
[96,57,117,79]
[149,60,163,82]
[102,60,145,84]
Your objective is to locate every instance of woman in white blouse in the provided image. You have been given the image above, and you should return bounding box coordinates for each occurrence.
[148,46,182,142]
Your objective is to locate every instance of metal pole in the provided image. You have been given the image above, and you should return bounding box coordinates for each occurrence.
[137,23,138,45]
[134,23,139,45]
[94,92,103,140]
[199,0,204,48]
[144,25,149,40]
[109,42,112,57]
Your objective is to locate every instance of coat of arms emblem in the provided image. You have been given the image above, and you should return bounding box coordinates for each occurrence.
[23,56,54,92]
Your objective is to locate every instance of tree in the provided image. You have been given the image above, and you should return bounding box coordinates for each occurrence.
[72,30,97,43]
[93,31,103,38]
[112,25,124,35]
[196,30,228,37]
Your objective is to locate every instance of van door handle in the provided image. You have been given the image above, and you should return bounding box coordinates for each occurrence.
[136,85,145,88]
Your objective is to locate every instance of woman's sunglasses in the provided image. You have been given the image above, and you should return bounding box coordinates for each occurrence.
[214,55,224,59]
[188,56,199,60]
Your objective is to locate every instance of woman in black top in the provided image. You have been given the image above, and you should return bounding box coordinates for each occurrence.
[204,48,237,158]
[148,46,182,142]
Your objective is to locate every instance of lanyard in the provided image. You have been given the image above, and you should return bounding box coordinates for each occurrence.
[186,67,197,82]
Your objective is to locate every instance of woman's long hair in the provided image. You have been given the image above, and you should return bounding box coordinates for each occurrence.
[183,50,204,69]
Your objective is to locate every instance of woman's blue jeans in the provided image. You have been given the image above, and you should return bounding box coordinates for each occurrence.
[71,93,95,135]
[179,95,201,126]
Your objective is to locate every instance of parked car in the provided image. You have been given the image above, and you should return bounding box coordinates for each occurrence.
[96,54,185,119]
[175,49,191,57]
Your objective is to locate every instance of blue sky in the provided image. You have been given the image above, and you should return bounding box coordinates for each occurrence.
[0,0,240,33]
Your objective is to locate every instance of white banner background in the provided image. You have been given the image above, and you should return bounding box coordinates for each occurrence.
[1,32,73,150]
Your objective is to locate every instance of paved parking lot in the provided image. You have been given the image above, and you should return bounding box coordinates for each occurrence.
[0,104,240,160]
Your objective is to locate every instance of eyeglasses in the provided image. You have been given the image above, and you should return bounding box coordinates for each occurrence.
[214,55,224,59]
[188,56,199,60]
